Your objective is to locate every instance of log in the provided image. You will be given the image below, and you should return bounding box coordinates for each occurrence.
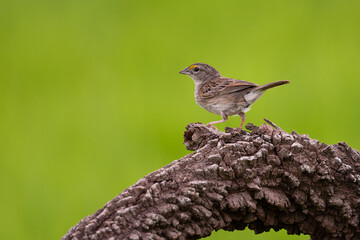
[62,120,360,240]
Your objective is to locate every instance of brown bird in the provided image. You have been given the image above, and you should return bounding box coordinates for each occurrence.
[179,63,290,129]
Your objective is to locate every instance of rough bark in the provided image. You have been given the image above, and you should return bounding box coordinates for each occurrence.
[62,120,360,240]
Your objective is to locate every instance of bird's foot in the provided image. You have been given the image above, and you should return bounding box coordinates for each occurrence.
[206,123,218,130]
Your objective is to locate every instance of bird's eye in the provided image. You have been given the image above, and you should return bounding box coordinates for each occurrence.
[194,67,200,72]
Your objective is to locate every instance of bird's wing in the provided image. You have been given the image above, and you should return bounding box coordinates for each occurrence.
[200,77,258,99]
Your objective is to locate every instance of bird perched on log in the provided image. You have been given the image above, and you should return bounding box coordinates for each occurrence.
[179,63,289,129]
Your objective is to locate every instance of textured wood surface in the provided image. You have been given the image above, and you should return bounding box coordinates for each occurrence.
[62,120,360,240]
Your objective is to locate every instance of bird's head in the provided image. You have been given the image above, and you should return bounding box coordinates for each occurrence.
[179,63,220,83]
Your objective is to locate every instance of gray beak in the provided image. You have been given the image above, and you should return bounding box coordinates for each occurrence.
[179,68,190,75]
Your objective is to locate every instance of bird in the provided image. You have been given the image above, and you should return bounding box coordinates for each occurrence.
[179,63,290,129]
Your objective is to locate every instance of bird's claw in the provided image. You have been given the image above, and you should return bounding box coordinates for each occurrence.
[206,124,218,130]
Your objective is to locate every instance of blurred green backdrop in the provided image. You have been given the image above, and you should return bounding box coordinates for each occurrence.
[1,0,360,239]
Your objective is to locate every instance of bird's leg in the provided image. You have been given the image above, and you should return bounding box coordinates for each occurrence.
[206,113,228,128]
[239,112,246,129]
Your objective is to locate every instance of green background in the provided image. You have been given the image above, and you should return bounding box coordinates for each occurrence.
[1,0,359,239]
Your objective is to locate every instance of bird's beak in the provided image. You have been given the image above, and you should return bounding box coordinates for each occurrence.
[179,68,190,75]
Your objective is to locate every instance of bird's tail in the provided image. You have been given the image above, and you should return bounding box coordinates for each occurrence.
[255,80,290,92]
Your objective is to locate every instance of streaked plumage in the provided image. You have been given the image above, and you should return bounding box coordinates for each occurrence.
[179,63,289,129]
